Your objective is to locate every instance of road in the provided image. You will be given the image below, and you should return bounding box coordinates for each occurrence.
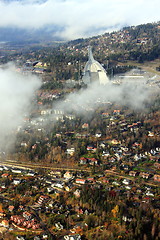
[1,159,159,187]
[0,158,90,172]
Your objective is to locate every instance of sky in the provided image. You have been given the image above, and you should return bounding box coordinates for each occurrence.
[0,0,160,40]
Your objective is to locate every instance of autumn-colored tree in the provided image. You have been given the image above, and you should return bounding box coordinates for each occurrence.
[111,205,119,218]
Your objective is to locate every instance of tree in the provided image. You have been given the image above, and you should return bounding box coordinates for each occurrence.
[111,205,119,218]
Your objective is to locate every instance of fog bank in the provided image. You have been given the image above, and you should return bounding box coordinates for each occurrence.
[0,63,41,152]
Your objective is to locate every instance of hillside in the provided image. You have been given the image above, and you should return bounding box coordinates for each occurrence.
[35,21,160,80]
[32,22,160,79]
[1,21,160,81]
[65,22,160,64]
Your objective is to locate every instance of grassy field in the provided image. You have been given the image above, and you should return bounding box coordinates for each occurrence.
[125,59,160,75]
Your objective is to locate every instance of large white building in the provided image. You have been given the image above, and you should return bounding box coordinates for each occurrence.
[82,46,109,85]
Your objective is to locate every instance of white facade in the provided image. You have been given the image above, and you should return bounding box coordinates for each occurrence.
[82,46,109,85]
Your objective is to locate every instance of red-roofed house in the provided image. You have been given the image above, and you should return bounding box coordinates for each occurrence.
[154,174,160,182]
[75,179,87,185]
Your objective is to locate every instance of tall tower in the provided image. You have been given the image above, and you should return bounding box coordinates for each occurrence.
[82,46,109,85]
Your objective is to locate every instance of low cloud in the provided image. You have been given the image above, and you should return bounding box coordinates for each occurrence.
[0,0,160,40]
[0,63,41,151]
[53,75,150,118]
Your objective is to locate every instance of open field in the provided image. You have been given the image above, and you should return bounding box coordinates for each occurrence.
[124,59,160,75]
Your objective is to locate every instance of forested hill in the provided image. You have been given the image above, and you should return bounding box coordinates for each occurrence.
[64,22,160,64]
[34,21,160,81]
[1,21,160,82]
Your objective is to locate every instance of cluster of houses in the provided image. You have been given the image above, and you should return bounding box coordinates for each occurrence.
[10,213,40,230]
[22,61,47,74]
[0,77,159,240]
[0,155,159,239]
[79,157,99,165]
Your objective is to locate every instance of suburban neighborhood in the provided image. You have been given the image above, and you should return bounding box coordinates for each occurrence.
[0,21,160,240]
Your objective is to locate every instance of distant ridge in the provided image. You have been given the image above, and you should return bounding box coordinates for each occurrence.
[65,21,160,64]
[0,26,65,43]
[0,21,159,45]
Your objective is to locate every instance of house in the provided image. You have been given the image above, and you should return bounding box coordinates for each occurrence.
[47,187,55,193]
[65,114,75,120]
[1,183,6,189]
[129,171,139,177]
[113,109,121,115]
[109,157,116,163]
[0,220,9,228]
[101,177,109,184]
[95,133,102,138]
[112,181,120,186]
[52,181,64,189]
[21,142,28,147]
[102,151,110,157]
[41,109,52,115]
[27,171,35,176]
[132,142,141,149]
[82,123,89,129]
[88,158,99,165]
[66,148,75,156]
[34,237,41,240]
[64,234,81,240]
[0,210,6,218]
[1,173,9,178]
[120,164,130,171]
[23,211,32,220]
[75,133,89,139]
[102,112,109,118]
[70,225,83,234]
[0,166,4,171]
[8,205,15,212]
[55,222,64,230]
[114,153,122,160]
[42,234,48,239]
[65,184,73,192]
[16,236,25,240]
[0,227,7,234]
[122,214,133,222]
[148,131,154,137]
[146,191,154,197]
[87,177,95,183]
[99,142,106,148]
[37,195,49,205]
[13,179,22,185]
[11,169,22,174]
[49,171,61,177]
[134,154,141,161]
[120,146,128,151]
[11,215,25,225]
[64,171,74,179]
[154,174,160,182]
[79,157,88,165]
[19,205,24,211]
[74,189,81,198]
[139,172,151,179]
[122,179,131,185]
[75,179,87,185]
[87,145,94,151]
[111,139,121,145]
[154,163,160,169]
